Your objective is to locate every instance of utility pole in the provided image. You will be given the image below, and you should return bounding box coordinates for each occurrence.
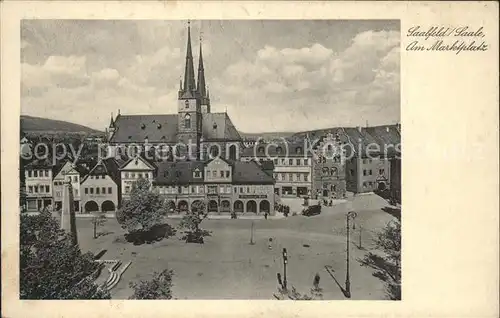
[358,225,363,249]
[345,211,357,298]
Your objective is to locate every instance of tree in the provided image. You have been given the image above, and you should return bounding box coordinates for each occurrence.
[178,200,210,243]
[129,269,174,299]
[358,219,401,300]
[20,211,110,299]
[116,178,167,233]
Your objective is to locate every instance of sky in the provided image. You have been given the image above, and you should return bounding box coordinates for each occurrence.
[21,20,400,133]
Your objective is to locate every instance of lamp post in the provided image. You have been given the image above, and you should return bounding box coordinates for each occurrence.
[282,248,288,290]
[345,210,357,298]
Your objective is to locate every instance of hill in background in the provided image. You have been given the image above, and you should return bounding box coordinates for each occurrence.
[21,115,103,135]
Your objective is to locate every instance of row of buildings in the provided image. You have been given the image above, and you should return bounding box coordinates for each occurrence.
[21,23,401,214]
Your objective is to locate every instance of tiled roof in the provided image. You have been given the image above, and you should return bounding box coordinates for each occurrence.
[109,112,242,144]
[201,113,241,141]
[153,161,206,185]
[25,158,54,169]
[103,158,121,185]
[364,125,401,157]
[152,160,274,185]
[232,161,275,184]
[240,141,312,158]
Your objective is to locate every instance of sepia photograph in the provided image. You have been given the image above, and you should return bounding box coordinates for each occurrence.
[17,19,403,300]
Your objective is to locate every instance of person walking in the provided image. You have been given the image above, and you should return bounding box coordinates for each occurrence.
[264,211,268,220]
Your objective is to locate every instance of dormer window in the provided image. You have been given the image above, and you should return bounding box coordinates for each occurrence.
[193,169,201,178]
[276,146,283,154]
[141,123,146,129]
[258,147,265,154]
[157,124,162,129]
[184,100,189,108]
[295,147,302,154]
[213,123,217,130]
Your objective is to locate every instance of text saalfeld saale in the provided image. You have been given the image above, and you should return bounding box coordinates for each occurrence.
[407,26,485,39]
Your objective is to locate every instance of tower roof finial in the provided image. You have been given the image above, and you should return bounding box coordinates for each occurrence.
[181,19,196,96]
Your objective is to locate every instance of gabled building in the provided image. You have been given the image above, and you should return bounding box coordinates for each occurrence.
[80,158,120,213]
[107,23,242,162]
[119,155,156,200]
[52,160,87,212]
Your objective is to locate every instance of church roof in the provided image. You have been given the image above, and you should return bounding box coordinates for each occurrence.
[109,112,242,144]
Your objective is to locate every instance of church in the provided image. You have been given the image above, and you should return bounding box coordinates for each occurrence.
[106,23,242,161]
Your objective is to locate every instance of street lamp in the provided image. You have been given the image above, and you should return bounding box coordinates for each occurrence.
[282,248,288,290]
[345,210,357,298]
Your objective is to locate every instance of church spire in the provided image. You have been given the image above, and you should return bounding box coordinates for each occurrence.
[182,21,196,95]
[109,113,115,128]
[197,34,207,98]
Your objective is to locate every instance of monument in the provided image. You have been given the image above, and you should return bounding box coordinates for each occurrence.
[61,180,78,246]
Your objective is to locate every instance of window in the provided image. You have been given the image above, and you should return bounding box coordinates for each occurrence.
[28,171,32,177]
[34,171,38,177]
[90,188,94,194]
[220,171,224,178]
[331,168,338,176]
[234,187,237,193]
[131,173,135,178]
[363,170,367,176]
[212,171,217,178]
[34,186,38,193]
[379,169,385,175]
[85,188,88,194]
[28,186,33,193]
[350,169,355,176]
[368,181,373,187]
[208,186,217,194]
[184,114,191,129]
[273,173,277,179]
[363,182,367,188]
[45,185,49,193]
[74,189,78,196]
[304,174,308,182]
[226,185,231,193]
[363,159,367,164]
[246,187,250,193]
[225,170,230,178]
[281,174,285,181]
[183,186,189,194]
[102,187,106,194]
[304,159,309,165]
[96,187,100,194]
[125,186,130,193]
[296,173,301,181]
[239,187,243,193]
[184,100,190,109]
[73,176,78,182]
[191,186,196,193]
[296,159,301,166]
[219,186,225,193]
[289,159,293,165]
[281,159,286,165]
[258,147,265,153]
[56,191,61,197]
[273,159,278,165]
[45,170,49,177]
[138,173,143,178]
[194,170,201,178]
[276,147,283,154]
[288,173,293,181]
[296,147,302,154]
[369,170,373,176]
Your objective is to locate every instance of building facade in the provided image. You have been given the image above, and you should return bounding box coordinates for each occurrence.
[119,156,155,201]
[241,141,313,198]
[80,158,119,213]
[311,132,347,200]
[25,159,54,212]
[152,158,275,215]
[52,161,84,212]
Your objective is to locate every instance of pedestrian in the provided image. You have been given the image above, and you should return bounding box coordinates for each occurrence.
[268,237,273,250]
[264,212,268,220]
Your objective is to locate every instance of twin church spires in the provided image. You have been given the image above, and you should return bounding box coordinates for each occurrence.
[178,22,210,113]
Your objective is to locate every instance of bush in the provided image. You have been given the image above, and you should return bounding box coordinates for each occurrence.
[129,269,174,299]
